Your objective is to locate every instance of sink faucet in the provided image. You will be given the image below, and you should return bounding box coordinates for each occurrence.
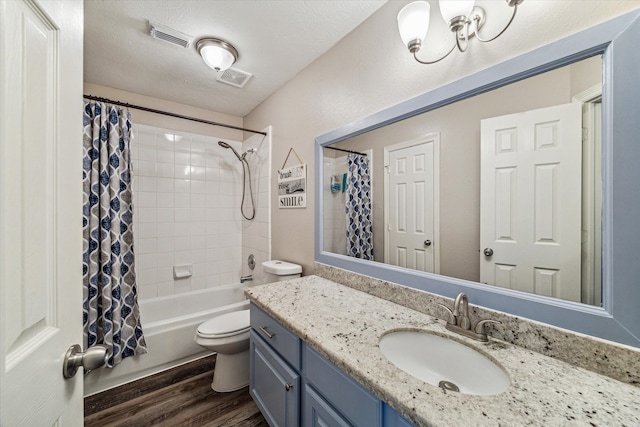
[240,275,253,284]
[438,292,500,342]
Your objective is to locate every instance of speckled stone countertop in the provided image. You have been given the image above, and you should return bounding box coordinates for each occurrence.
[246,276,640,427]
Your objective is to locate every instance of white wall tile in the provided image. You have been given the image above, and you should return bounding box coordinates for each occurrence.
[157,207,174,223]
[157,194,174,208]
[157,178,174,193]
[132,124,255,301]
[157,222,174,237]
[137,222,157,239]
[157,162,174,178]
[157,148,174,163]
[175,179,190,193]
[137,160,157,177]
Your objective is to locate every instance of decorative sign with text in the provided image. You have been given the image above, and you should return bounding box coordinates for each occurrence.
[278,164,306,209]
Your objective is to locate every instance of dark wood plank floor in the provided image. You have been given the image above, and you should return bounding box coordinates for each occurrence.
[85,355,268,427]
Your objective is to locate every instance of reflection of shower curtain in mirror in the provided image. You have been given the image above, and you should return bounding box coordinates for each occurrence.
[345,154,374,259]
[82,101,147,367]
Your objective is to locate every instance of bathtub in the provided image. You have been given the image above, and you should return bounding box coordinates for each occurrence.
[84,284,249,397]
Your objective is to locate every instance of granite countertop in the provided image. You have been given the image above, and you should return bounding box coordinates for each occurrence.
[246,276,640,427]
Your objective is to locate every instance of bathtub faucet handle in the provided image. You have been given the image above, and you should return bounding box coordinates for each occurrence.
[240,275,253,284]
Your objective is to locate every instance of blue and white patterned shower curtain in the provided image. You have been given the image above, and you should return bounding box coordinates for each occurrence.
[345,154,374,260]
[82,101,147,367]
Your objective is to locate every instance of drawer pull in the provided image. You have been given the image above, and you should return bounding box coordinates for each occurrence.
[259,326,275,338]
[285,383,293,391]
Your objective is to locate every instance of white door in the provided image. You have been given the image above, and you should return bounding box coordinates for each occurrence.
[1,1,84,425]
[480,103,582,302]
[385,134,439,273]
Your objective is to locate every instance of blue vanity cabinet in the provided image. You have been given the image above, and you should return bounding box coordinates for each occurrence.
[250,304,302,427]
[249,303,415,427]
[383,404,415,427]
[304,384,352,427]
[303,345,382,427]
[250,331,300,427]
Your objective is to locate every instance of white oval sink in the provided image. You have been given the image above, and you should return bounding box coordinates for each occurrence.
[379,331,510,396]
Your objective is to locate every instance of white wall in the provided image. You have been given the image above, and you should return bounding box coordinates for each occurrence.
[243,0,640,274]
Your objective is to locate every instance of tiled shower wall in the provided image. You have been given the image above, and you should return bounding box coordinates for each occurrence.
[323,156,348,255]
[323,149,373,257]
[131,124,271,300]
[241,130,272,285]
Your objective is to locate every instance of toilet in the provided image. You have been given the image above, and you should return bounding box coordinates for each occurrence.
[194,260,302,392]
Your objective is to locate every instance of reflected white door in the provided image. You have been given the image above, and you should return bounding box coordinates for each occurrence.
[0,1,84,425]
[480,103,582,302]
[385,134,439,273]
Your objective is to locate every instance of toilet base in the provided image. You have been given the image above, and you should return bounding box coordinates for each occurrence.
[211,349,250,392]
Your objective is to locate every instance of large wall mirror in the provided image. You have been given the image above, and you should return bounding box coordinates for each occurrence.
[315,11,640,348]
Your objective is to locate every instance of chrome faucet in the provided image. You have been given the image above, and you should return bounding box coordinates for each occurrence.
[240,275,253,284]
[438,292,500,342]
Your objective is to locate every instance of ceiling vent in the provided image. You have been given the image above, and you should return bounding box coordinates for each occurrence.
[216,67,253,88]
[149,21,193,49]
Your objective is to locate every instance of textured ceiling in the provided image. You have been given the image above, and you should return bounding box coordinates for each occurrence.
[84,0,387,117]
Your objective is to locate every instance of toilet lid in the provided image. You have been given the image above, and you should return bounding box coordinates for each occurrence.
[197,309,250,338]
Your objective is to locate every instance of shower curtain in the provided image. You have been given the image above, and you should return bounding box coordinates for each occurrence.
[345,153,374,260]
[82,101,147,367]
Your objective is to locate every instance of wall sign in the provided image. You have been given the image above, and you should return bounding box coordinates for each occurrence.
[278,163,306,209]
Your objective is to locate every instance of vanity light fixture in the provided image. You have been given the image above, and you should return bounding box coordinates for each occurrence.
[196,37,239,72]
[397,0,524,64]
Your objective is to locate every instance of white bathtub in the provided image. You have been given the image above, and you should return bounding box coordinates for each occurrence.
[84,284,249,397]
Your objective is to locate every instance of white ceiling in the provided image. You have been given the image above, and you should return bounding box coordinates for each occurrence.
[84,0,388,117]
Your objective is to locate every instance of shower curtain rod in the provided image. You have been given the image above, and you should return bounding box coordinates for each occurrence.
[83,95,267,136]
[325,146,367,156]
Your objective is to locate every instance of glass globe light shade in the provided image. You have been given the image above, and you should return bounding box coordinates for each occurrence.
[197,38,238,72]
[397,1,431,48]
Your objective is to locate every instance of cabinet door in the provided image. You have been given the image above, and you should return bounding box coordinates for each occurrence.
[304,384,351,427]
[303,345,381,426]
[383,403,415,427]
[250,331,300,427]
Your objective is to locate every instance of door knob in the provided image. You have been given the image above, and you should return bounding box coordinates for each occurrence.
[424,240,432,247]
[63,344,109,379]
[483,248,494,257]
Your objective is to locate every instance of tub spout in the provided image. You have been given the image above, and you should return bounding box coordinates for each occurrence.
[240,275,253,284]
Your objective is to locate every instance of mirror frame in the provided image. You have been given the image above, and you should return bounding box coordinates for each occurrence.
[315,10,640,348]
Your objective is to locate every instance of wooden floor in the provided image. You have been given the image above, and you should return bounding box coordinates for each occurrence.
[84,355,268,427]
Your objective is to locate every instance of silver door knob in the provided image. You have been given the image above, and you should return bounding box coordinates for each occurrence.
[424,240,432,247]
[63,344,109,379]
[483,248,494,257]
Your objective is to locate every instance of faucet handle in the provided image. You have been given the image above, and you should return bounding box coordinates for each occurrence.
[474,319,501,335]
[437,303,456,325]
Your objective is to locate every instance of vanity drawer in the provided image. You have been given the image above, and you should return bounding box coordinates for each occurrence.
[303,345,382,427]
[250,303,301,370]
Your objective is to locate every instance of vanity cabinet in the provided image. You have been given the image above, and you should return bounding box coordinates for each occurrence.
[250,331,300,427]
[250,303,414,427]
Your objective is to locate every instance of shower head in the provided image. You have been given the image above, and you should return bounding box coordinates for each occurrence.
[218,140,242,161]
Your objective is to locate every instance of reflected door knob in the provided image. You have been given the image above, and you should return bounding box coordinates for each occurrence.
[483,248,494,257]
[63,344,109,379]
[424,240,432,247]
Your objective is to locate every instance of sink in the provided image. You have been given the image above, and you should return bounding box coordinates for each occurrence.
[379,331,510,396]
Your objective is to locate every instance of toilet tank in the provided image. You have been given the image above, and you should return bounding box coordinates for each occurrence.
[262,260,302,283]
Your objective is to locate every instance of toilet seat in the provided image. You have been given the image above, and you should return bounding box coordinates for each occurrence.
[197,309,250,339]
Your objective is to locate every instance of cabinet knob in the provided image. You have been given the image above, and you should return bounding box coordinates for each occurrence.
[285,383,293,391]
